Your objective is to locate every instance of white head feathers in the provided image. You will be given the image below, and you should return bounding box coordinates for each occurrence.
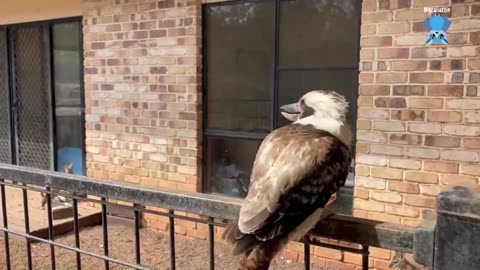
[280,90,352,148]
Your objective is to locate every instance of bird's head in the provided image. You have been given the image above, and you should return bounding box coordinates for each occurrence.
[280,90,349,123]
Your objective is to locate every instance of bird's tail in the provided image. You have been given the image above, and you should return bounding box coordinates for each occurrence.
[222,221,287,270]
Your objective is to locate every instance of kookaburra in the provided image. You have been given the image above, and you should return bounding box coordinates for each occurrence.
[222,90,353,270]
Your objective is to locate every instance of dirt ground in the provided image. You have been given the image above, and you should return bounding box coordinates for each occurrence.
[0,223,330,270]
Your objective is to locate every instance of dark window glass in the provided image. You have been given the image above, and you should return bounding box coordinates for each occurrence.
[279,0,360,68]
[205,2,275,133]
[53,22,84,175]
[205,137,261,198]
[203,0,360,197]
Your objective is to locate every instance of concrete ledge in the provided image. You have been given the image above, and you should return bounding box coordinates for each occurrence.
[30,212,102,242]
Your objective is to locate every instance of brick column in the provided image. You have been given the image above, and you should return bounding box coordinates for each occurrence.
[356,0,480,268]
[82,0,202,192]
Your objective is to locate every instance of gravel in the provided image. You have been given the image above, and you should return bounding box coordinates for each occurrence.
[0,223,328,270]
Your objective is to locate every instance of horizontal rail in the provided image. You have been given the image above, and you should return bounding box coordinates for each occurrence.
[0,163,416,253]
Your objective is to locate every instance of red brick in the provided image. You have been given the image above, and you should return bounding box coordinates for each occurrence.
[378,22,410,34]
[428,85,464,97]
[442,150,479,162]
[360,49,375,60]
[424,161,458,174]
[389,134,423,145]
[374,97,406,108]
[424,136,461,148]
[408,98,443,109]
[361,24,377,35]
[361,36,393,47]
[362,11,393,23]
[371,191,402,203]
[371,144,405,156]
[392,85,424,96]
[420,185,441,197]
[406,147,440,159]
[427,111,463,123]
[358,109,389,120]
[362,0,376,11]
[391,110,425,121]
[411,47,446,58]
[405,171,438,184]
[404,195,436,208]
[391,60,427,71]
[395,8,427,21]
[357,154,388,166]
[371,167,403,180]
[376,72,408,83]
[388,181,420,194]
[408,122,441,134]
[441,173,477,185]
[359,85,390,96]
[410,72,444,83]
[357,120,371,130]
[463,138,480,150]
[356,177,386,190]
[377,48,410,59]
[358,97,373,107]
[447,99,480,110]
[413,0,449,7]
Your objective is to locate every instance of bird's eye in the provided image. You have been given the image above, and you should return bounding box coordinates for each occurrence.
[431,34,435,38]
[440,34,444,38]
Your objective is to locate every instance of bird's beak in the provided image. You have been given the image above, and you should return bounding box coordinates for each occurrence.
[280,102,301,122]
[280,102,301,114]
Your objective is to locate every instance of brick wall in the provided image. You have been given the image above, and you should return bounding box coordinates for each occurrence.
[81,0,204,235]
[355,0,480,268]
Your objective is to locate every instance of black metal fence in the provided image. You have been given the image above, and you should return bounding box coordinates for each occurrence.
[0,163,422,270]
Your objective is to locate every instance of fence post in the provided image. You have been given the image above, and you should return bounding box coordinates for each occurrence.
[434,184,480,270]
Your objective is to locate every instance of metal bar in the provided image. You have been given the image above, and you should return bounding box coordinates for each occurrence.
[0,227,151,270]
[0,164,418,253]
[277,66,358,71]
[201,5,209,194]
[204,129,268,140]
[134,204,141,266]
[362,245,369,270]
[0,181,232,227]
[0,180,11,270]
[3,28,14,165]
[208,217,215,270]
[7,28,19,167]
[76,20,87,177]
[72,198,81,270]
[46,187,56,270]
[101,198,109,270]
[169,210,176,270]
[44,23,56,172]
[22,185,32,270]
[303,244,310,270]
[302,239,366,255]
[272,0,280,129]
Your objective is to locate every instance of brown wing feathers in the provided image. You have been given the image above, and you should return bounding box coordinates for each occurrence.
[222,124,351,269]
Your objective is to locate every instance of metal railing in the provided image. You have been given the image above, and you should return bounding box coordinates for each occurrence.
[0,163,419,270]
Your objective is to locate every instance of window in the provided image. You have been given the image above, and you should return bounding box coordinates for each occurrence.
[0,18,85,175]
[203,0,361,198]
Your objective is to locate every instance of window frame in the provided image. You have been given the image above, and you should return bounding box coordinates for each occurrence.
[201,0,362,195]
[0,17,86,175]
